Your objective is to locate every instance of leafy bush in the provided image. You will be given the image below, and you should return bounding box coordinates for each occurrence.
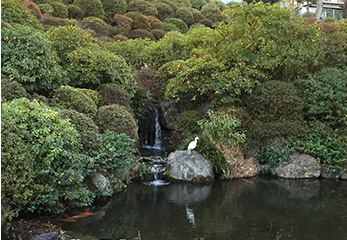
[201,3,225,23]
[1,81,29,101]
[296,68,347,129]
[147,16,164,30]
[100,0,127,18]
[60,109,102,151]
[113,34,128,41]
[38,3,53,15]
[129,29,156,40]
[46,25,101,68]
[1,0,43,29]
[130,86,150,120]
[324,16,337,23]
[163,22,181,32]
[1,24,66,93]
[73,0,105,19]
[96,104,139,140]
[50,85,98,118]
[67,4,84,19]
[81,16,109,36]
[163,18,188,33]
[77,88,104,107]
[151,29,166,40]
[98,83,132,112]
[17,0,42,19]
[112,14,132,30]
[199,18,213,27]
[67,44,136,97]
[49,2,68,18]
[153,61,177,99]
[175,110,202,136]
[191,8,206,23]
[88,130,138,190]
[134,68,157,94]
[191,0,207,10]
[112,25,130,36]
[125,11,150,30]
[127,0,158,17]
[153,1,174,21]
[175,7,195,26]
[172,0,190,8]
[41,16,71,28]
[1,98,93,219]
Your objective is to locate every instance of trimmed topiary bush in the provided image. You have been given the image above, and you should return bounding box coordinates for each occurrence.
[199,18,213,27]
[125,11,150,30]
[191,8,206,23]
[67,4,84,19]
[147,16,164,30]
[81,16,109,36]
[191,0,207,10]
[113,34,128,41]
[129,29,156,40]
[96,104,138,140]
[172,0,190,8]
[163,22,181,32]
[175,110,203,136]
[127,0,158,17]
[112,14,132,30]
[50,85,98,118]
[163,18,188,33]
[73,0,105,19]
[201,3,226,23]
[101,0,127,18]
[98,83,132,112]
[153,1,174,21]
[67,45,136,97]
[1,24,65,93]
[175,7,195,26]
[1,81,29,101]
[151,29,166,40]
[49,2,68,18]
[41,16,71,27]
[17,0,42,19]
[38,3,53,15]
[77,88,104,107]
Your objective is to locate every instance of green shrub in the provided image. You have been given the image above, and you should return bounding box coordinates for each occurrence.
[98,83,132,112]
[134,68,157,94]
[163,22,181,32]
[41,16,71,28]
[81,16,109,36]
[131,86,150,120]
[46,25,101,69]
[125,11,150,30]
[129,29,156,40]
[101,0,127,18]
[67,4,84,19]
[191,8,205,23]
[127,0,158,17]
[96,104,138,140]
[1,0,43,30]
[1,98,93,219]
[163,18,188,33]
[60,109,102,151]
[153,1,174,21]
[175,7,195,26]
[38,3,53,15]
[151,29,166,40]
[49,2,68,18]
[73,0,105,19]
[113,34,128,41]
[77,88,104,107]
[88,130,138,190]
[191,0,207,10]
[1,81,29,101]
[50,85,98,118]
[1,24,66,93]
[175,110,203,136]
[172,0,190,8]
[147,15,163,30]
[112,14,132,30]
[153,61,177,99]
[324,16,337,23]
[160,0,178,12]
[199,18,213,27]
[67,45,136,97]
[296,68,347,129]
[201,3,226,23]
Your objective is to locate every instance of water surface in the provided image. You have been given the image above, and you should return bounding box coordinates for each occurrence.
[63,177,347,240]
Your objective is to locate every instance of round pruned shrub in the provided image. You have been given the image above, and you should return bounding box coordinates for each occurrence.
[1,81,29,101]
[125,11,150,30]
[113,26,129,36]
[60,109,102,151]
[127,0,158,17]
[191,8,206,23]
[147,16,163,30]
[175,7,195,26]
[67,45,136,97]
[201,4,226,23]
[191,0,207,10]
[134,68,157,94]
[175,110,203,136]
[49,2,68,18]
[114,34,128,41]
[151,29,166,40]
[38,3,53,15]
[172,0,190,8]
[50,85,97,118]
[81,16,109,36]
[153,1,174,21]
[112,14,132,30]
[73,0,105,19]
[199,18,213,27]
[96,104,138,140]
[163,18,188,33]
[101,0,127,18]
[129,29,156,41]
[324,16,337,23]
[17,0,42,19]
[41,16,71,27]
[67,4,84,19]
[163,22,180,32]
[76,88,104,107]
[160,0,178,13]
[98,83,132,112]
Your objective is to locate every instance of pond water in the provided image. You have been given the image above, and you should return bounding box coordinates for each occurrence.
[62,177,347,240]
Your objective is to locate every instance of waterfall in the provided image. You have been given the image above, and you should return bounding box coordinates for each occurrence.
[152,107,162,149]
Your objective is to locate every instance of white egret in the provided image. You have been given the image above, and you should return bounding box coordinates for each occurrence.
[187,137,199,155]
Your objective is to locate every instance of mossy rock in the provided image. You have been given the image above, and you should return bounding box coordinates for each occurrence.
[50,85,97,118]
[1,81,28,101]
[96,104,138,140]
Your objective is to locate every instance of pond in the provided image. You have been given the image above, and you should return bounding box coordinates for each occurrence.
[61,177,347,240]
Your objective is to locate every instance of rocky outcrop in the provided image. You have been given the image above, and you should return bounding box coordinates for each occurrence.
[159,99,182,130]
[166,150,214,182]
[85,172,110,192]
[277,153,321,179]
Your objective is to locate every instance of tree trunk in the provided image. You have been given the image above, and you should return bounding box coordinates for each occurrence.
[343,0,347,19]
[316,0,323,20]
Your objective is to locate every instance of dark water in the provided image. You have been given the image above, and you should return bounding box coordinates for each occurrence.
[63,177,347,240]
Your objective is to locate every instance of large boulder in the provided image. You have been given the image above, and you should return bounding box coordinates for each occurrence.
[166,150,214,182]
[85,172,110,192]
[277,153,321,179]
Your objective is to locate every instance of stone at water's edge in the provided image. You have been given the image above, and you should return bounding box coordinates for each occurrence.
[166,150,214,182]
[277,153,321,179]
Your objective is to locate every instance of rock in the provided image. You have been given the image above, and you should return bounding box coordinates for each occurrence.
[1,201,9,227]
[321,167,339,179]
[277,153,321,179]
[159,99,181,130]
[85,172,110,192]
[166,150,214,182]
